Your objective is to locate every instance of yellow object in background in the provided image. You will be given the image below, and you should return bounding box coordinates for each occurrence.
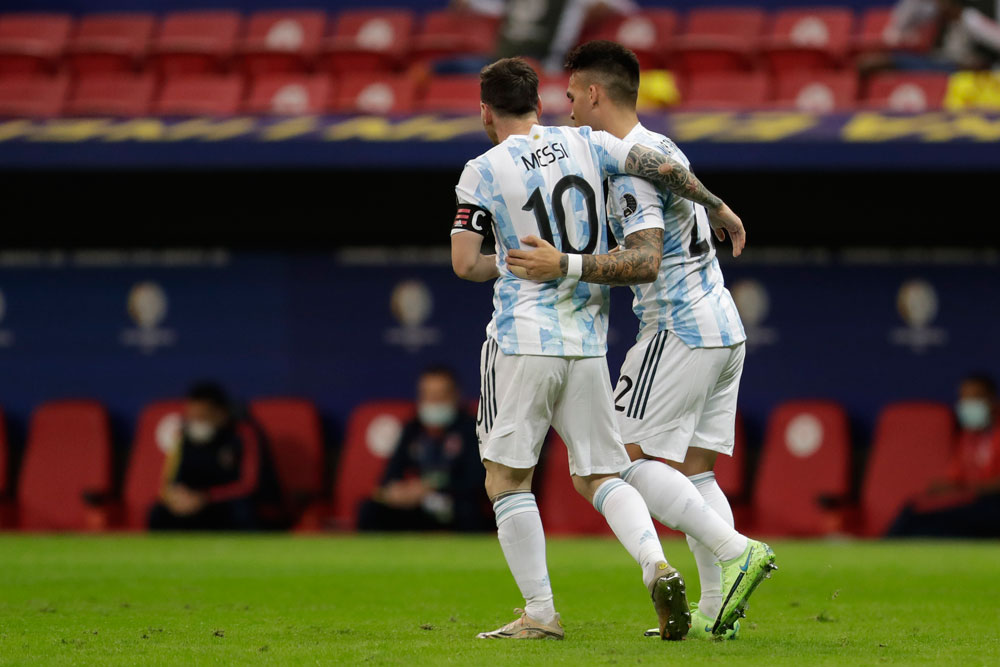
[637,70,681,109]
[944,71,1000,110]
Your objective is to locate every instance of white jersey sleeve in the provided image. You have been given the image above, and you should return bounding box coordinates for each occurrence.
[607,174,664,238]
[582,127,634,179]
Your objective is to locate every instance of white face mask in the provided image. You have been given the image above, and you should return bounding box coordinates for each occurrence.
[185,420,217,444]
[956,398,992,431]
[418,402,457,428]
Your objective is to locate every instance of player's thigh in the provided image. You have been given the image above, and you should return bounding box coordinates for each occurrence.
[478,340,567,471]
[614,331,727,462]
[551,355,631,477]
[689,341,746,457]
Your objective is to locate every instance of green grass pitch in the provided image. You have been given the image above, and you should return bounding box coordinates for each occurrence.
[2,535,999,665]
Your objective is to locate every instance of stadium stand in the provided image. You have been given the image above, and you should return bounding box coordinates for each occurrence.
[154,74,243,116]
[0,74,68,117]
[417,74,481,113]
[538,74,571,116]
[65,13,155,75]
[680,71,771,110]
[753,400,852,536]
[150,10,242,76]
[537,433,612,535]
[670,8,767,74]
[773,70,859,112]
[0,406,11,528]
[240,10,326,76]
[249,398,326,530]
[332,400,414,529]
[0,13,72,75]
[122,400,184,530]
[859,402,954,537]
[331,73,418,113]
[18,400,114,531]
[411,9,498,64]
[320,9,415,74]
[864,71,949,111]
[760,8,855,74]
[580,9,679,70]
[852,7,936,55]
[246,73,331,114]
[65,72,156,116]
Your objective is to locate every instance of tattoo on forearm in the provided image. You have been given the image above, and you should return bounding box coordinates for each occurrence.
[578,228,663,286]
[624,145,723,210]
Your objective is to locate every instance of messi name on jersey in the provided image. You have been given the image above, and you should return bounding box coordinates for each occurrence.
[520,142,569,172]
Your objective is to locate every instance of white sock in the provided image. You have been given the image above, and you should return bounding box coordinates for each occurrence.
[493,492,556,623]
[686,471,735,619]
[622,459,747,562]
[592,478,666,588]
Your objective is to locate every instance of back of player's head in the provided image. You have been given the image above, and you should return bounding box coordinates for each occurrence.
[480,57,539,117]
[564,40,640,107]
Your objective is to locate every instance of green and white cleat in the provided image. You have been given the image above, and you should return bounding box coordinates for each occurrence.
[713,540,777,635]
[647,562,691,641]
[644,603,739,640]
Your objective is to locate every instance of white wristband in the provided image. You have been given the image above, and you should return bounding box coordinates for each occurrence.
[565,253,583,280]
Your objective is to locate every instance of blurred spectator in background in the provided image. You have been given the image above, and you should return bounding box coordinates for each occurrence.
[149,382,281,531]
[890,373,1000,537]
[358,366,490,532]
[876,0,1000,70]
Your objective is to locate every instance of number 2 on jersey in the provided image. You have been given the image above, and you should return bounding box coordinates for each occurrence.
[521,175,599,255]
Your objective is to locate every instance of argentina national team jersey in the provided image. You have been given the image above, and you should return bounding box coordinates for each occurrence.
[607,123,746,348]
[454,124,633,357]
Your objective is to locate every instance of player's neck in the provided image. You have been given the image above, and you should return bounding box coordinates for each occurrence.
[602,109,640,140]
[494,116,538,143]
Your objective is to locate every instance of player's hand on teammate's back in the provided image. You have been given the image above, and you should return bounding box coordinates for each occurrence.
[507,236,565,281]
[707,202,746,258]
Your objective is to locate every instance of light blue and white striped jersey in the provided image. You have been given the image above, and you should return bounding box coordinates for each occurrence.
[454,124,633,357]
[607,123,746,348]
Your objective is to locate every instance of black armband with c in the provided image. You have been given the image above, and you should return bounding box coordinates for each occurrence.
[452,204,493,237]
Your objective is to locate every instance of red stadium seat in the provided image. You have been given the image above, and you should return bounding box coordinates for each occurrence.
[773,70,858,112]
[249,398,326,530]
[0,75,69,117]
[753,401,852,536]
[680,71,770,110]
[66,13,155,75]
[852,8,936,55]
[0,13,72,75]
[122,400,184,530]
[0,405,13,528]
[65,73,156,116]
[860,402,954,537]
[418,75,481,113]
[332,74,418,114]
[670,9,766,74]
[761,9,855,73]
[240,10,326,76]
[331,400,415,529]
[537,433,611,535]
[321,9,415,73]
[246,74,331,115]
[538,74,570,116]
[864,72,948,112]
[155,74,243,116]
[18,400,114,531]
[411,10,498,63]
[581,10,679,70]
[151,10,241,76]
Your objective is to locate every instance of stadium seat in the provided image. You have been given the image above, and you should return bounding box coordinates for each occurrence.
[18,400,114,531]
[753,400,852,536]
[331,73,418,114]
[321,9,415,73]
[65,13,155,75]
[418,75,481,113]
[65,73,156,116]
[852,8,936,55]
[0,75,69,117]
[680,71,770,110]
[154,74,244,116]
[0,13,72,75]
[0,405,12,528]
[580,10,679,70]
[864,72,948,112]
[538,74,570,116]
[537,433,611,535]
[240,10,326,76]
[760,9,855,73]
[670,8,766,74]
[411,10,499,63]
[331,400,415,529]
[151,10,241,76]
[122,400,185,530]
[246,74,331,115]
[860,402,954,537]
[773,70,859,112]
[249,398,326,530]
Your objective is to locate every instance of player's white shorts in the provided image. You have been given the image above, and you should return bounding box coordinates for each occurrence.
[476,338,630,477]
[613,329,745,463]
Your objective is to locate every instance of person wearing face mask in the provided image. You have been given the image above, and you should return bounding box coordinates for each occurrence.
[148,382,280,531]
[889,373,1000,537]
[357,366,490,532]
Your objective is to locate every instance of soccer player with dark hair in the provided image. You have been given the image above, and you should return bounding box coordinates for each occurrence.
[450,56,759,642]
[500,42,777,639]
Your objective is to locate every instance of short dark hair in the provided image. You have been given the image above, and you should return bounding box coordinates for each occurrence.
[186,381,231,410]
[480,57,539,117]
[420,364,460,390]
[962,373,997,396]
[564,40,640,106]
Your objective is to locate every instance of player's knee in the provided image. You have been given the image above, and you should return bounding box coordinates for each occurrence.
[571,473,614,503]
[670,447,717,476]
[484,460,533,500]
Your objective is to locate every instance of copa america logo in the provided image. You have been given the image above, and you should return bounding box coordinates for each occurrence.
[120,281,177,353]
[889,279,947,353]
[0,288,13,348]
[384,279,441,352]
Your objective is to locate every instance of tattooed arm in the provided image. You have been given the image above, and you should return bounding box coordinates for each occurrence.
[506,228,662,285]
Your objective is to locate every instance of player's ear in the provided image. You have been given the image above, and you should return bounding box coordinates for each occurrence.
[480,102,492,126]
[588,83,599,107]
